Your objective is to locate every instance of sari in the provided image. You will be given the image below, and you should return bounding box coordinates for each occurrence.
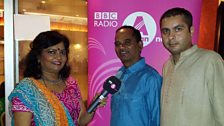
[8,78,75,126]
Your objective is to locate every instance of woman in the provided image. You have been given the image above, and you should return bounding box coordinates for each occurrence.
[8,31,98,126]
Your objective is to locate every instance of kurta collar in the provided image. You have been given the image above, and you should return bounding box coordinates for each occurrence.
[170,45,198,65]
[180,45,198,58]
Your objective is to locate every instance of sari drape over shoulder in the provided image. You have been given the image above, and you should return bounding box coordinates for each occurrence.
[8,78,75,126]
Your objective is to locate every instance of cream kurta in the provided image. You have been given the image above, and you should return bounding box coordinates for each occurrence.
[161,45,224,126]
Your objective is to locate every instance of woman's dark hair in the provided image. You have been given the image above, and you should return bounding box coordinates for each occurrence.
[116,25,142,42]
[23,30,70,80]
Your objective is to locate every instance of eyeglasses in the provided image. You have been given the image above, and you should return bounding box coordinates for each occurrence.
[44,49,67,57]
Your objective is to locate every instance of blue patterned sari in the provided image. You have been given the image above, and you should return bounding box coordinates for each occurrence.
[8,78,75,126]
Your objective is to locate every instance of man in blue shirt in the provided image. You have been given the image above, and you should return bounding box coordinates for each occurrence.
[110,25,162,126]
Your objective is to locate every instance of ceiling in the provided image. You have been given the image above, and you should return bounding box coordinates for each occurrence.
[0,0,87,25]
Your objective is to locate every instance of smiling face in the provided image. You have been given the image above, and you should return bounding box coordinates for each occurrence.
[160,15,193,59]
[115,28,143,68]
[39,42,67,75]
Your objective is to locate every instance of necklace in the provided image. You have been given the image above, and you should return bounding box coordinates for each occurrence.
[41,75,62,84]
[42,77,66,93]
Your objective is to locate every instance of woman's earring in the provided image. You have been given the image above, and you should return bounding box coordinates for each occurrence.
[37,60,41,68]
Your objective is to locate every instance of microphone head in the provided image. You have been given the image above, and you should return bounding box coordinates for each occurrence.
[103,76,121,94]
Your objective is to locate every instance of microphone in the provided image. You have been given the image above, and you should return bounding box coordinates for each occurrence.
[87,76,121,113]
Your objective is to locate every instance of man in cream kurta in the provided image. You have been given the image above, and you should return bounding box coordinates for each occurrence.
[161,45,224,126]
[160,7,224,126]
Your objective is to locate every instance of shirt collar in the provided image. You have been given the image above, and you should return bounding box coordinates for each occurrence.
[119,57,146,74]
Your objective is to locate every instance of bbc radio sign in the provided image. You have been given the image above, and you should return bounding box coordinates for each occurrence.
[94,12,118,27]
[93,11,158,46]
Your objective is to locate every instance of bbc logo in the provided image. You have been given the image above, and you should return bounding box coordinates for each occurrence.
[94,12,118,20]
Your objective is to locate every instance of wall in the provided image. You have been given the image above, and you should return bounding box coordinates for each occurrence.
[0,26,3,83]
[220,0,224,4]
[198,0,219,50]
[0,44,3,83]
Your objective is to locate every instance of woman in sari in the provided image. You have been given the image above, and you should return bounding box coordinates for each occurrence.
[8,31,98,126]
